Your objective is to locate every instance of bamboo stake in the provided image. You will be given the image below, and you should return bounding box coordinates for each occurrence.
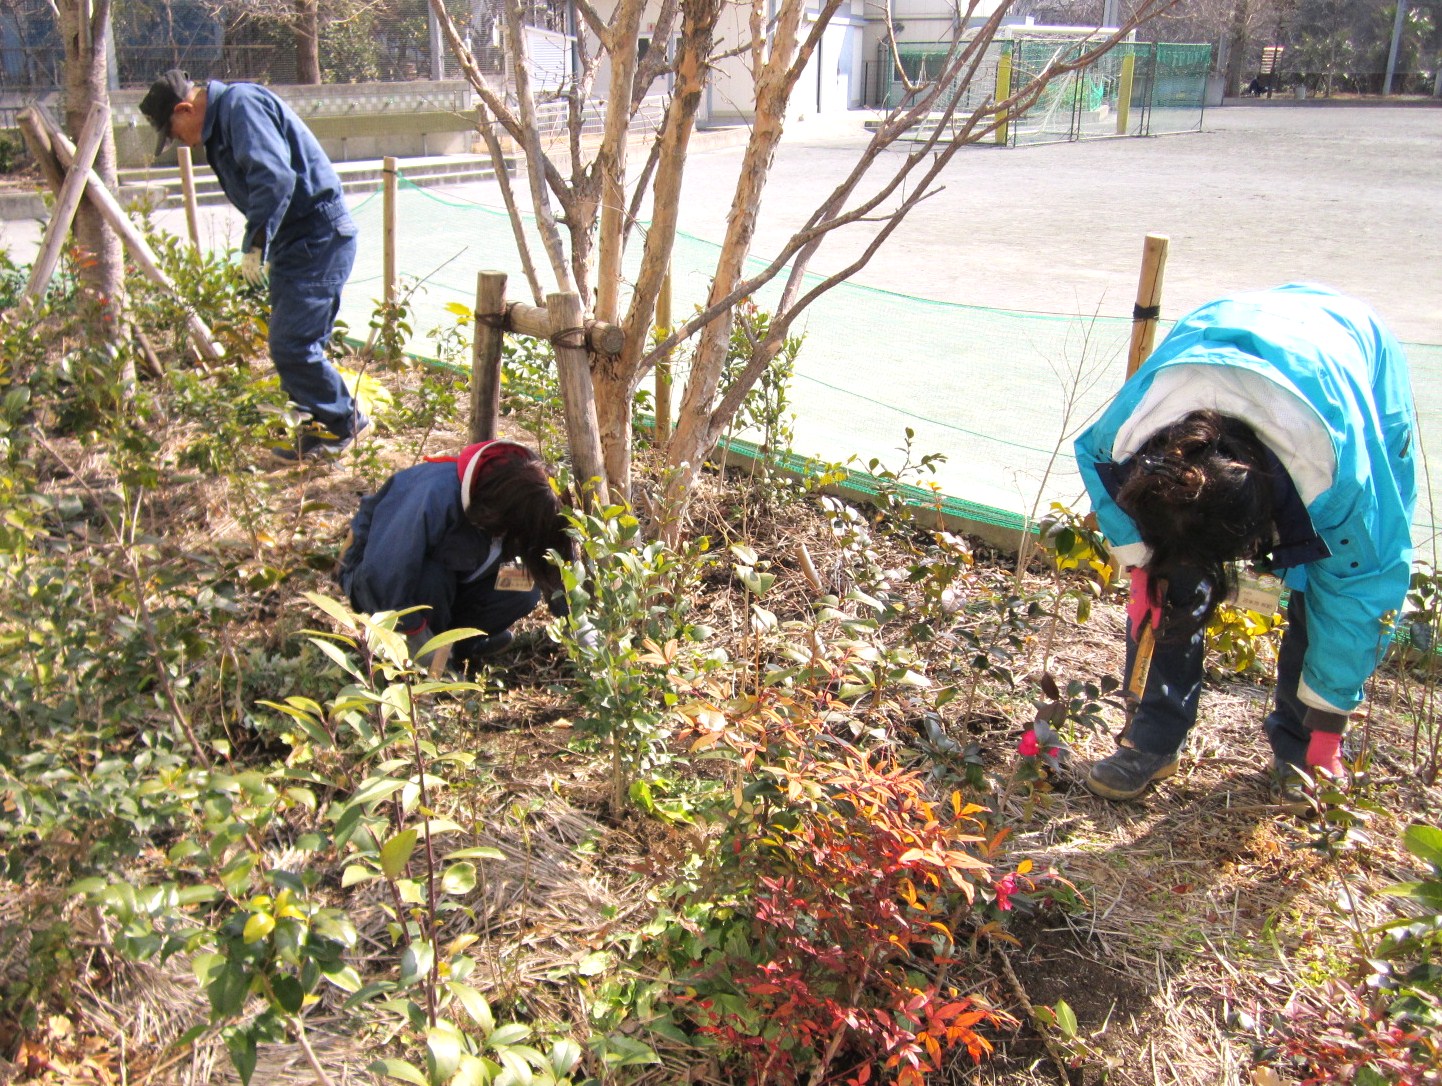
[1126,233,1169,378]
[470,270,507,443]
[654,269,673,441]
[21,102,108,310]
[21,108,223,362]
[383,156,398,307]
[547,291,609,507]
[176,144,200,249]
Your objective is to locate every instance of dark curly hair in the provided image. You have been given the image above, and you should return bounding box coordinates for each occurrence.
[1117,410,1275,636]
[465,451,573,594]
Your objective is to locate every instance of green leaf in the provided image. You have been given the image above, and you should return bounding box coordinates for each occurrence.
[224,1025,259,1086]
[488,1023,531,1047]
[380,829,419,879]
[450,1054,494,1086]
[303,592,359,632]
[1053,1000,1078,1037]
[576,951,610,977]
[322,965,364,994]
[417,626,484,659]
[243,912,275,944]
[601,1036,659,1067]
[348,776,408,808]
[400,940,434,986]
[440,862,477,895]
[447,982,495,1034]
[494,1047,535,1085]
[271,974,304,1015]
[69,877,106,896]
[367,1058,430,1086]
[443,846,506,862]
[426,1025,465,1083]
[208,961,252,1018]
[1403,823,1442,870]
[549,1038,582,1077]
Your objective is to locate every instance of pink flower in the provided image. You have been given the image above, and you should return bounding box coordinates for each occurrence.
[994,873,1018,911]
[1017,730,1041,757]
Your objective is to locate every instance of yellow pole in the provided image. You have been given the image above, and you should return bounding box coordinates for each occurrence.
[994,46,1012,146]
[1116,51,1135,135]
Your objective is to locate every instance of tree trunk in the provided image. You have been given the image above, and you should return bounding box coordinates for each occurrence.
[1224,0,1251,97]
[56,0,123,346]
[295,0,321,84]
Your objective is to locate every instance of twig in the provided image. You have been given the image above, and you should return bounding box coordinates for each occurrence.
[992,948,1073,1085]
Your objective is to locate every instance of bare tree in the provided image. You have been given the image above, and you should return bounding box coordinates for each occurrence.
[55,0,124,339]
[431,0,1179,537]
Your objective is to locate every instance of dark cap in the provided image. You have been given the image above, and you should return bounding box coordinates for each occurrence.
[138,69,194,157]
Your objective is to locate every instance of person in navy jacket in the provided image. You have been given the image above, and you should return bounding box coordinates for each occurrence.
[140,69,365,460]
[1071,284,1416,802]
[339,440,574,668]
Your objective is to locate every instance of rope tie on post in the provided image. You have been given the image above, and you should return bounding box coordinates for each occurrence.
[1132,303,1161,322]
[475,306,508,331]
[550,326,587,351]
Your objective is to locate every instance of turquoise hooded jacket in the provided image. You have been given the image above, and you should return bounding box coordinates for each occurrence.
[1075,284,1417,713]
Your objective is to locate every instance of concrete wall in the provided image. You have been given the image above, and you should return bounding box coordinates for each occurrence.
[107,80,478,168]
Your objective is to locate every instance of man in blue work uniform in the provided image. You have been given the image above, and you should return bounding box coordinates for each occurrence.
[1069,284,1416,804]
[140,69,366,460]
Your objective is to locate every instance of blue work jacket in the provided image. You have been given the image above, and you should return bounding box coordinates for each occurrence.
[1075,283,1417,713]
[339,461,499,624]
[201,80,348,260]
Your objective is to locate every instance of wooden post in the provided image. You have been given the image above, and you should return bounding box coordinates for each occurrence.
[383,156,398,307]
[994,45,1012,146]
[654,269,672,442]
[470,270,507,443]
[1116,51,1136,135]
[547,291,609,506]
[21,108,223,362]
[504,302,624,355]
[21,102,108,310]
[1126,234,1169,378]
[176,145,201,249]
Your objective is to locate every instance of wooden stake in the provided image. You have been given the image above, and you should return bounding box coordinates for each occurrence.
[21,102,108,310]
[470,270,507,443]
[22,108,223,362]
[547,291,609,507]
[505,301,623,355]
[383,156,398,307]
[654,269,673,441]
[1126,233,1169,378]
[177,145,201,249]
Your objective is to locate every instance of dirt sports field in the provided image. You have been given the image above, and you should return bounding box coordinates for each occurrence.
[673,99,1442,344]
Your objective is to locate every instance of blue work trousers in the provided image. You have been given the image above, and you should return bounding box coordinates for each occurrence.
[267,202,360,439]
[346,561,541,646]
[1124,570,1313,769]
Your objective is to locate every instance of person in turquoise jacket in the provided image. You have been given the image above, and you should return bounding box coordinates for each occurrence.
[1071,283,1416,802]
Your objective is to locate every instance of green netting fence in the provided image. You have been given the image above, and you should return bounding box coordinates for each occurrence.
[878,40,1211,146]
[344,177,1442,550]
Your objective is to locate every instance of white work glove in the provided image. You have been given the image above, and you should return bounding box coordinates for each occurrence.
[575,619,600,651]
[240,248,269,287]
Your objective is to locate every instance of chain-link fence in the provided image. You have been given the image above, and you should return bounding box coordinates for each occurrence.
[0,0,534,93]
[874,38,1210,145]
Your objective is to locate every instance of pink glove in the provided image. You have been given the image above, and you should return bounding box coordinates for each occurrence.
[1305,730,1344,776]
[1126,567,1163,637]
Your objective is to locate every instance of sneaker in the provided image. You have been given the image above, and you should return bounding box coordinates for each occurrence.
[1084,745,1181,801]
[272,415,369,462]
